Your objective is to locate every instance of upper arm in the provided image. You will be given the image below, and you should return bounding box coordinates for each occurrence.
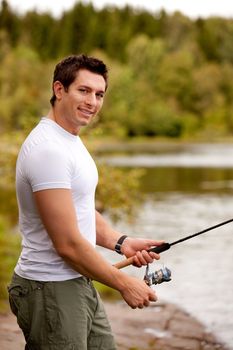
[34,188,81,255]
[24,141,72,192]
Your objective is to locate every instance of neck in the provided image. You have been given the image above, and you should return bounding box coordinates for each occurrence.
[47,109,81,136]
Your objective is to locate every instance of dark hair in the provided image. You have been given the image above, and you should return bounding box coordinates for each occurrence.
[50,54,108,106]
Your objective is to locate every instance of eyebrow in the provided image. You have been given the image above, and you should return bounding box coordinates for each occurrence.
[79,84,105,94]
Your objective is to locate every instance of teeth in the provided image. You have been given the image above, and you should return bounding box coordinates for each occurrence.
[79,109,93,116]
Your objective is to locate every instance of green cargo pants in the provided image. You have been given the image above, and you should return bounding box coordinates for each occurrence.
[8,273,117,350]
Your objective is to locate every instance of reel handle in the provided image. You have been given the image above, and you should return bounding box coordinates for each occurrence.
[114,242,170,270]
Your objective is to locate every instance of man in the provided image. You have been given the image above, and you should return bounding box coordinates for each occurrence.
[8,54,163,349]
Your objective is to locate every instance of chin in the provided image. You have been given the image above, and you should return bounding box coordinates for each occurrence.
[82,117,91,124]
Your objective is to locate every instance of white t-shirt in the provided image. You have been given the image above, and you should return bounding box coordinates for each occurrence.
[15,117,98,281]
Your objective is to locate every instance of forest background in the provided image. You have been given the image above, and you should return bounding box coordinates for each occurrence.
[0,0,233,307]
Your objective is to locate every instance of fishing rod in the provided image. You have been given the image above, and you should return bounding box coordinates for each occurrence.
[114,218,233,285]
[149,217,233,253]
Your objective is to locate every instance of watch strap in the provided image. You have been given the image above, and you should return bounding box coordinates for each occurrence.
[114,235,128,255]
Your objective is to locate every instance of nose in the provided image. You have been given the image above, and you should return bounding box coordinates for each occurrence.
[85,93,96,107]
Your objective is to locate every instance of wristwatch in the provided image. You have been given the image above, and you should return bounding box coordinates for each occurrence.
[114,235,128,255]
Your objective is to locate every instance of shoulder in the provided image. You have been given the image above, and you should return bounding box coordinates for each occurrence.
[19,121,69,161]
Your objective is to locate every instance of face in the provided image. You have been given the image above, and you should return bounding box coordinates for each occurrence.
[53,69,106,135]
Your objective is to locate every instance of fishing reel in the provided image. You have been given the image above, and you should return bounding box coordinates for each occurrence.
[144,264,172,286]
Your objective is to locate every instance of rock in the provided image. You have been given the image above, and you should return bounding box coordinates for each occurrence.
[104,301,229,350]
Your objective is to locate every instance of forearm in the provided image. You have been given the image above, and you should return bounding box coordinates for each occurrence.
[95,210,123,250]
[95,211,163,264]
[60,234,127,291]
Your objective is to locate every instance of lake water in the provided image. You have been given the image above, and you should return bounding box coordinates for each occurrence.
[97,143,233,349]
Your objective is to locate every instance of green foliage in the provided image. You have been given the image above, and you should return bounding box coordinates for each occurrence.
[127,35,167,87]
[0,0,20,45]
[93,281,121,301]
[21,11,59,59]
[96,164,145,222]
[196,17,233,63]
[0,0,233,139]
[0,132,25,223]
[157,48,195,109]
[192,64,224,115]
[0,217,20,310]
[0,0,232,64]
[0,44,52,132]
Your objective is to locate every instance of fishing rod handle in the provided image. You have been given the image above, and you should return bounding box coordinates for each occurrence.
[114,256,134,269]
[148,242,171,254]
[114,243,171,270]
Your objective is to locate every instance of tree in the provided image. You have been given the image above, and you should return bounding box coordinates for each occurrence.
[0,45,52,132]
[162,11,195,50]
[157,48,195,112]
[58,2,96,56]
[196,17,233,64]
[192,64,224,116]
[0,0,20,45]
[21,11,58,59]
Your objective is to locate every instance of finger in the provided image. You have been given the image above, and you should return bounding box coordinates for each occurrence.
[132,255,142,267]
[149,251,160,261]
[144,300,150,307]
[133,250,160,267]
[136,250,148,266]
[149,292,157,302]
[133,251,151,266]
[141,250,154,264]
[127,300,137,309]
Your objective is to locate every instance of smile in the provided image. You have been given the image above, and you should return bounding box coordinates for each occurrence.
[78,108,94,117]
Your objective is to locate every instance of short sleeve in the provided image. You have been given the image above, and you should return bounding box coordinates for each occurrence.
[24,141,72,192]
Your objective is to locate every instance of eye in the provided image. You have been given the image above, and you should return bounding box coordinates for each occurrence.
[78,88,88,94]
[96,92,104,99]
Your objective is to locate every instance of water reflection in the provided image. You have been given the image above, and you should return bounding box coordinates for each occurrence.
[98,142,233,194]
[141,167,233,194]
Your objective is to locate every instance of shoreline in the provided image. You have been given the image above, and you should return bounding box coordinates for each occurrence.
[105,301,229,350]
[0,301,229,350]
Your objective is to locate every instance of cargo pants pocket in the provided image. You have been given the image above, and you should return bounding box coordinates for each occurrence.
[8,283,30,338]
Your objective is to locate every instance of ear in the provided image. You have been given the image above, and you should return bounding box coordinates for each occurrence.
[53,81,65,101]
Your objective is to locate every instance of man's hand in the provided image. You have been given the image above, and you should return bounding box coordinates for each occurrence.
[121,237,164,267]
[119,274,157,309]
